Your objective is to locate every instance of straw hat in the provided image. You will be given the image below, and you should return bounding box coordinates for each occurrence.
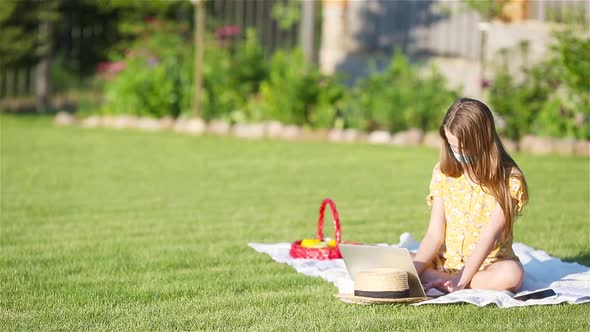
[336,268,427,304]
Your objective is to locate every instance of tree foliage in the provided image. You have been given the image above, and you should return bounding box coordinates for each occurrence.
[0,0,60,67]
[0,0,193,69]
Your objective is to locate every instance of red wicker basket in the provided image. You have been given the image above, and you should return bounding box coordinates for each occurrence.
[290,198,343,260]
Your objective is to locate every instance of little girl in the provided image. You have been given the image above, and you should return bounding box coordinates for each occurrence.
[413,98,528,294]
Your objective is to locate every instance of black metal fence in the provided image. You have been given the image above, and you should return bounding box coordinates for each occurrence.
[0,0,301,99]
[212,0,300,55]
[1,0,587,99]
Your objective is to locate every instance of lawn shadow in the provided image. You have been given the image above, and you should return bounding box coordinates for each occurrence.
[563,252,590,267]
[335,0,444,85]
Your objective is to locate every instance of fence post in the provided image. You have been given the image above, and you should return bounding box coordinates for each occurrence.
[0,68,4,98]
[300,0,316,63]
[319,0,348,74]
[36,19,53,112]
[192,0,206,118]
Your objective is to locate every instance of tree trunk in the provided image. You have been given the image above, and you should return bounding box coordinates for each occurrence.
[300,0,316,64]
[36,20,52,112]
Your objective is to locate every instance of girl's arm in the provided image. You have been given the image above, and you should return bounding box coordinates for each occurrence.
[413,196,446,275]
[453,201,507,289]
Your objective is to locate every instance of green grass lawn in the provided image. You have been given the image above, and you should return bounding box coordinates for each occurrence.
[1,115,589,331]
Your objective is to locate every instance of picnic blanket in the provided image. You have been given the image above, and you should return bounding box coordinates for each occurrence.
[248,233,590,307]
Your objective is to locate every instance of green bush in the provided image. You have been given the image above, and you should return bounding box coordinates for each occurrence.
[252,48,346,128]
[542,26,590,139]
[98,27,267,120]
[50,55,82,93]
[99,31,192,118]
[488,46,551,140]
[489,24,589,139]
[203,29,267,122]
[347,51,459,132]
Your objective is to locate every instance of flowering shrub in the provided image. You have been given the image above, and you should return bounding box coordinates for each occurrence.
[250,49,346,128]
[345,51,459,132]
[96,27,266,120]
[489,24,589,139]
[97,31,192,118]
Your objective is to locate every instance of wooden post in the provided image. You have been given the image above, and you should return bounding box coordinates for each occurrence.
[300,0,316,63]
[36,20,52,112]
[0,68,4,98]
[501,0,529,22]
[319,0,348,74]
[478,21,490,97]
[192,0,206,118]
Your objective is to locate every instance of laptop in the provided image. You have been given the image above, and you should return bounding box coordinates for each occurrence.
[339,243,427,298]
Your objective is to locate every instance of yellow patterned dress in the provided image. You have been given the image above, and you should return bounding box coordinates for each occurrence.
[426,162,524,273]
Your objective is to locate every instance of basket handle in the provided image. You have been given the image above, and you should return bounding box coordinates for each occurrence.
[316,198,342,245]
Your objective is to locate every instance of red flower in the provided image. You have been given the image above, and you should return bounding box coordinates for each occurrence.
[215,25,241,38]
[97,61,126,74]
[480,79,491,89]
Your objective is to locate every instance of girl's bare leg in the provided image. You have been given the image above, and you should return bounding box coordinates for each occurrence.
[411,252,457,284]
[420,268,456,284]
[413,251,523,292]
[469,260,524,292]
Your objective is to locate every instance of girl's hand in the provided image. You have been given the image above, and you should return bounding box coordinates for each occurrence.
[423,277,465,294]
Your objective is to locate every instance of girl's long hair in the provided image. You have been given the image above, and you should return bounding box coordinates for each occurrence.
[439,98,528,236]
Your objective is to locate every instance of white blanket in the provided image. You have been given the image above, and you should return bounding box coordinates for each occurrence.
[248,233,590,307]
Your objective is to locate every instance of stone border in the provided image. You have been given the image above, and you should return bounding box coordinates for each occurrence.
[54,112,589,156]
